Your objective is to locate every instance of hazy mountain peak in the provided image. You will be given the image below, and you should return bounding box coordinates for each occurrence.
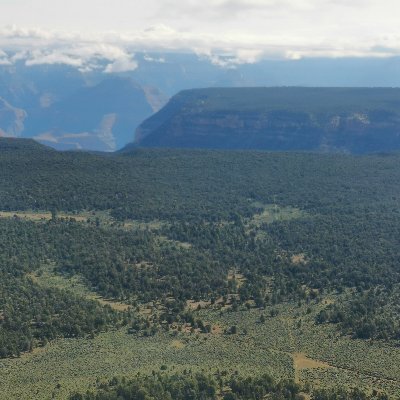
[0,97,27,137]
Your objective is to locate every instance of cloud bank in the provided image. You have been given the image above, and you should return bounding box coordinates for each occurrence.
[0,0,399,70]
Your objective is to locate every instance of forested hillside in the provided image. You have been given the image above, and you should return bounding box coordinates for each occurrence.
[1,138,400,398]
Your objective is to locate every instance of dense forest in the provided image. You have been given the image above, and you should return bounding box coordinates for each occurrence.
[1,138,399,221]
[0,217,126,357]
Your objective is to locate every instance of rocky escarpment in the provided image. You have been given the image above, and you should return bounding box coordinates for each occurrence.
[134,87,400,153]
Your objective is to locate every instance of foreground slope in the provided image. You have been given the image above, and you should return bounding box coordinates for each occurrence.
[134,87,400,153]
[1,139,400,398]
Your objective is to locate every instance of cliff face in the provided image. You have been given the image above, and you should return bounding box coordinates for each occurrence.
[134,87,400,153]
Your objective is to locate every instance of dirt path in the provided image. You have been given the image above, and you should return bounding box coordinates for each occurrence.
[278,316,400,386]
[293,353,332,384]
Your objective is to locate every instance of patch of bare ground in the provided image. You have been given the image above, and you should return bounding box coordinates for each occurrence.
[156,235,192,249]
[282,315,400,387]
[211,325,223,335]
[227,270,246,289]
[134,261,154,270]
[291,253,307,265]
[186,300,211,310]
[0,210,87,222]
[294,353,332,371]
[94,297,131,312]
[0,211,51,220]
[123,220,165,231]
[170,340,185,349]
[180,324,201,334]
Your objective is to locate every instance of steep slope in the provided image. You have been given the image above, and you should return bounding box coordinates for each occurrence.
[25,77,163,151]
[134,87,400,153]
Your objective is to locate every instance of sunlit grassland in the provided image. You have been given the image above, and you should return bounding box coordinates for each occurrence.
[1,299,400,399]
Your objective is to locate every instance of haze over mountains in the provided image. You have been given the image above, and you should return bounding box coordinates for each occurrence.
[1,53,400,151]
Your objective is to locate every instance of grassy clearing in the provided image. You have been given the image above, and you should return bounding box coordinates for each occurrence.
[0,210,88,222]
[156,234,192,249]
[245,203,306,240]
[247,203,306,228]
[122,219,166,230]
[28,264,131,312]
[186,300,212,311]
[227,271,246,289]
[0,210,166,235]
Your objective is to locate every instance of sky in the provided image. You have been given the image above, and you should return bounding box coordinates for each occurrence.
[0,0,399,71]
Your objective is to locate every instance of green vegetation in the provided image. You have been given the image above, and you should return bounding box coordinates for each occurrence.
[151,87,400,113]
[1,141,400,220]
[2,304,399,399]
[69,371,391,400]
[69,372,302,400]
[1,139,400,398]
[0,274,119,358]
[316,288,400,340]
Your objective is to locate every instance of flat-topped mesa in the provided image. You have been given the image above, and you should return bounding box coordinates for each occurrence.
[133,87,400,154]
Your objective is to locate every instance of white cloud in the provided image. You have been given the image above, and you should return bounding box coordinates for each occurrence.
[25,50,83,67]
[143,55,165,63]
[1,25,400,72]
[2,31,400,64]
[0,0,400,70]
[196,48,264,68]
[104,57,138,73]
[0,40,139,73]
[0,49,11,65]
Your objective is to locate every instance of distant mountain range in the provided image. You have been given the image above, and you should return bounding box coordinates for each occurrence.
[0,61,170,151]
[134,87,400,154]
[23,77,166,151]
[1,54,400,151]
